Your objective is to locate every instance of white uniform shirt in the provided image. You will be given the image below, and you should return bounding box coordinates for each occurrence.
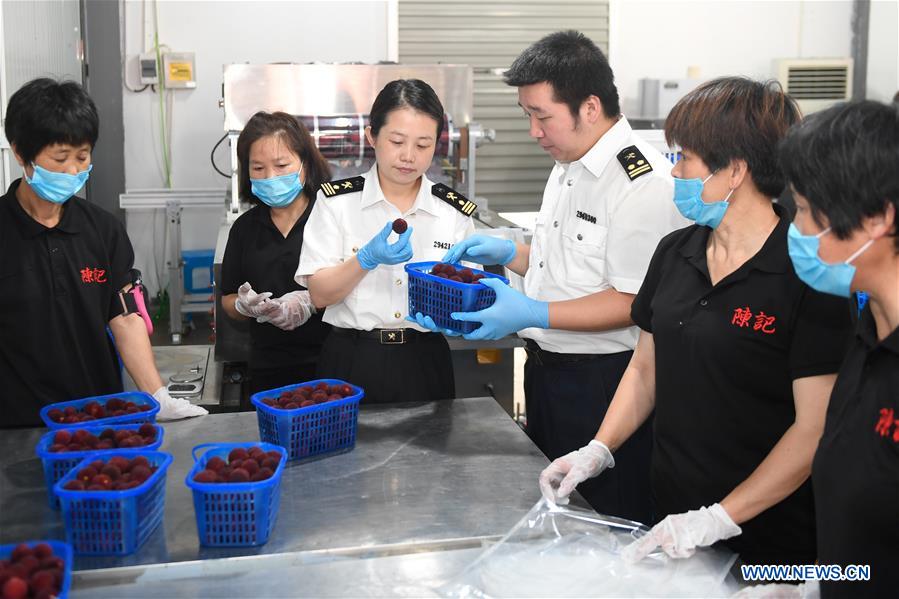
[521,116,690,354]
[296,164,476,331]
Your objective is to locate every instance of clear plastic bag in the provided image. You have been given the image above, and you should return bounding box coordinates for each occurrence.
[441,499,740,598]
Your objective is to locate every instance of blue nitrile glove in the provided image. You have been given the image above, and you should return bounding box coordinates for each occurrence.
[405,312,461,336]
[442,234,516,266]
[451,278,549,340]
[356,221,414,270]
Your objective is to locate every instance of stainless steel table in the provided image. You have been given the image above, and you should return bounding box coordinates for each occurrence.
[0,397,550,596]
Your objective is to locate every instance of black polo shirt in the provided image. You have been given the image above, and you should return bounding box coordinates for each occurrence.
[631,203,852,565]
[813,305,898,597]
[0,179,133,428]
[220,201,329,370]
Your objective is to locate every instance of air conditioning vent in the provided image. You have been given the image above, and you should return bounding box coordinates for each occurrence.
[776,58,853,113]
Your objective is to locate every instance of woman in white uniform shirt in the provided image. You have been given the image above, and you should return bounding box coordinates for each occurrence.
[296,79,475,403]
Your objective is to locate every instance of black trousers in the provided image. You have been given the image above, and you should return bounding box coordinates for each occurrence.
[248,362,318,397]
[316,328,455,404]
[524,344,654,525]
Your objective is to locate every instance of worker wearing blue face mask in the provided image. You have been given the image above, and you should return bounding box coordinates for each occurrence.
[220,111,332,395]
[538,78,854,577]
[745,100,898,599]
[0,78,206,427]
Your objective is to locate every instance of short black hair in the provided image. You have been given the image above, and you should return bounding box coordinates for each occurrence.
[779,100,899,252]
[504,30,620,119]
[236,111,331,205]
[666,77,800,198]
[369,79,445,139]
[4,78,99,163]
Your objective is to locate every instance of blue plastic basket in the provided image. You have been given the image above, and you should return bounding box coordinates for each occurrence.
[185,442,288,547]
[40,391,160,429]
[35,424,165,510]
[53,451,172,556]
[405,261,510,334]
[0,540,73,599]
[250,379,363,461]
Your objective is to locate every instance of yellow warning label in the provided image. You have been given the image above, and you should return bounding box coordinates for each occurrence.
[168,62,192,82]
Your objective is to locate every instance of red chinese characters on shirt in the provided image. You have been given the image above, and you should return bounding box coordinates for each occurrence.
[80,267,107,284]
[874,407,899,443]
[731,306,776,334]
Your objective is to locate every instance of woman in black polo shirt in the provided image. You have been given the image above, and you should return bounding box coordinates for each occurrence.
[777,101,898,597]
[220,112,331,395]
[0,78,205,427]
[539,78,851,569]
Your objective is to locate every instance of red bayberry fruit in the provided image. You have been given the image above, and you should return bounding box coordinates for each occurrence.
[47,409,64,422]
[228,448,249,463]
[2,576,27,599]
[339,384,354,397]
[284,403,299,409]
[32,544,52,560]
[327,394,342,402]
[109,456,131,472]
[47,444,66,453]
[130,456,150,470]
[300,399,315,408]
[91,474,112,489]
[138,423,156,438]
[228,468,250,483]
[99,428,115,440]
[16,556,38,577]
[116,436,137,448]
[101,465,122,481]
[392,218,408,234]
[76,467,97,483]
[260,457,278,471]
[29,569,56,594]
[193,469,218,483]
[130,465,152,483]
[206,457,226,472]
[10,544,32,563]
[242,460,260,476]
[52,430,71,445]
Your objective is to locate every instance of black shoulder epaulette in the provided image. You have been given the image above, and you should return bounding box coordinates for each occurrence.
[432,183,476,217]
[616,145,653,181]
[320,176,364,197]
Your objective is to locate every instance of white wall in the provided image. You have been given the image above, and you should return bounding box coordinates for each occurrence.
[120,0,389,295]
[868,0,899,104]
[610,0,898,115]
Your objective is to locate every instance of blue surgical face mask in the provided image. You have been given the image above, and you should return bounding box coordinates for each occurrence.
[672,173,734,228]
[251,171,302,208]
[787,224,874,297]
[26,163,92,204]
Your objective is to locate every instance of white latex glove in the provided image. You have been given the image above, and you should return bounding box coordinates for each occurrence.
[732,581,819,599]
[267,290,315,331]
[538,440,615,505]
[153,386,208,421]
[234,282,279,322]
[621,503,742,562]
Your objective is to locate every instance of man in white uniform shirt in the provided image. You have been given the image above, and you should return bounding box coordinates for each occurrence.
[444,31,688,523]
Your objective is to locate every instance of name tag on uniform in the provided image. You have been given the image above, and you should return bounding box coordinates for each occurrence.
[576,210,597,224]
